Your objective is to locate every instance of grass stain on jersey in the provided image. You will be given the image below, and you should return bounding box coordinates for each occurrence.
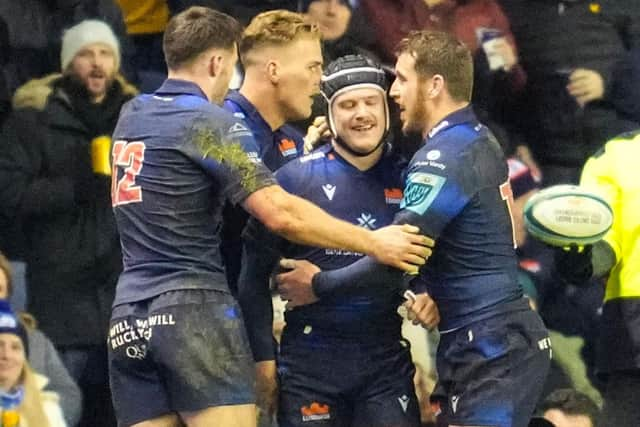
[190,124,260,193]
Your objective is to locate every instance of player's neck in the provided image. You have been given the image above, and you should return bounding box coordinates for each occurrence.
[332,141,383,171]
[423,100,469,139]
[239,81,286,131]
[167,70,218,104]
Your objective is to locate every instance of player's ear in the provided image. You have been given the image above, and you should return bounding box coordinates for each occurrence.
[208,54,224,78]
[266,59,280,84]
[427,74,444,99]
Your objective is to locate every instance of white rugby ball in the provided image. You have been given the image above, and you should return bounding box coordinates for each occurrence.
[523,184,613,247]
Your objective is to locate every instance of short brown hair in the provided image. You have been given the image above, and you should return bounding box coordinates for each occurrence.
[396,31,473,102]
[239,10,321,66]
[163,6,242,70]
[0,251,12,298]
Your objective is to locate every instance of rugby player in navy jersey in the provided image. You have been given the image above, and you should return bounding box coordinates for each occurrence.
[220,10,321,292]
[106,8,433,427]
[238,54,440,427]
[277,31,551,427]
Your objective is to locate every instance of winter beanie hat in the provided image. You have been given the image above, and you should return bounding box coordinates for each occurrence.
[60,19,121,71]
[0,300,28,356]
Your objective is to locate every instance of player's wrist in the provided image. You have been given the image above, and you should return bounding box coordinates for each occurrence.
[311,271,331,298]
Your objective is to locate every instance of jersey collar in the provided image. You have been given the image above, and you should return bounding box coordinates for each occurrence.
[427,105,476,140]
[154,79,209,100]
[224,90,273,132]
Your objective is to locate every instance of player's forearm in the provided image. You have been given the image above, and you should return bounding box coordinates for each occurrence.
[312,256,406,297]
[273,194,378,256]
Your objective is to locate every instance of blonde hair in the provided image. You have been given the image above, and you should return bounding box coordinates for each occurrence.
[239,9,321,66]
[15,364,51,427]
[0,251,12,298]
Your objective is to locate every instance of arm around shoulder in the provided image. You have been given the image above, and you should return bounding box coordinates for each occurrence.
[242,185,432,271]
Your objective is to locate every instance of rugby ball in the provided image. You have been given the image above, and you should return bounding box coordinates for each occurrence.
[523,185,613,247]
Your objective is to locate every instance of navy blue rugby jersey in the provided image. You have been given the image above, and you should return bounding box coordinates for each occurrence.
[312,107,524,332]
[240,145,407,357]
[224,90,304,171]
[111,79,276,306]
[221,91,305,292]
[396,106,522,330]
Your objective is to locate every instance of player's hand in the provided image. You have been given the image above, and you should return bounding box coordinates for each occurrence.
[567,68,605,107]
[554,243,593,286]
[492,38,518,71]
[404,291,440,330]
[255,360,278,418]
[303,116,331,153]
[371,224,434,274]
[276,259,321,309]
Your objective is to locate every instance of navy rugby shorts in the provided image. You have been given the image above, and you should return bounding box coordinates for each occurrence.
[432,304,551,427]
[108,289,255,426]
[277,324,421,427]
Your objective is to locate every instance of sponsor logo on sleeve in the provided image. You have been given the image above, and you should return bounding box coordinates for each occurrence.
[400,172,446,215]
[227,122,252,138]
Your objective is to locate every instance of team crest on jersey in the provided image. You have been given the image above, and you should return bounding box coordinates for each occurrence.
[384,188,403,204]
[279,138,298,157]
[301,402,331,421]
[401,172,446,215]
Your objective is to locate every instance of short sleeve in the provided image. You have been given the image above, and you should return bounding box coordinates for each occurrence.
[184,113,277,205]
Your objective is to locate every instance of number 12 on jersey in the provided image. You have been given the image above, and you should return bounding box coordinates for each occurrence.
[111,140,146,207]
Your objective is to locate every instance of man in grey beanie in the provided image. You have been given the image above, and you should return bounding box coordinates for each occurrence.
[0,18,137,427]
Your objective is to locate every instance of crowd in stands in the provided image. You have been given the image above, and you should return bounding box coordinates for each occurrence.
[1,0,639,426]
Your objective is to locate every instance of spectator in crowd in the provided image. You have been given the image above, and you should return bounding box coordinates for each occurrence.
[0,19,137,427]
[500,0,640,185]
[0,299,67,427]
[353,0,530,161]
[107,7,431,427]
[115,0,170,91]
[300,0,379,65]
[0,252,82,427]
[610,44,640,124]
[555,130,640,427]
[0,0,135,96]
[541,388,600,427]
[239,54,439,426]
[221,9,323,291]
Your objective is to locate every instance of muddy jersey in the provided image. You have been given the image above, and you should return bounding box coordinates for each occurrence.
[111,79,276,306]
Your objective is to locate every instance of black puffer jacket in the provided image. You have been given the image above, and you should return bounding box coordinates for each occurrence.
[0,73,136,346]
[500,0,640,167]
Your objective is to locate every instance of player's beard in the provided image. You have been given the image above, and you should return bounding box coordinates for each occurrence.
[402,89,428,136]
